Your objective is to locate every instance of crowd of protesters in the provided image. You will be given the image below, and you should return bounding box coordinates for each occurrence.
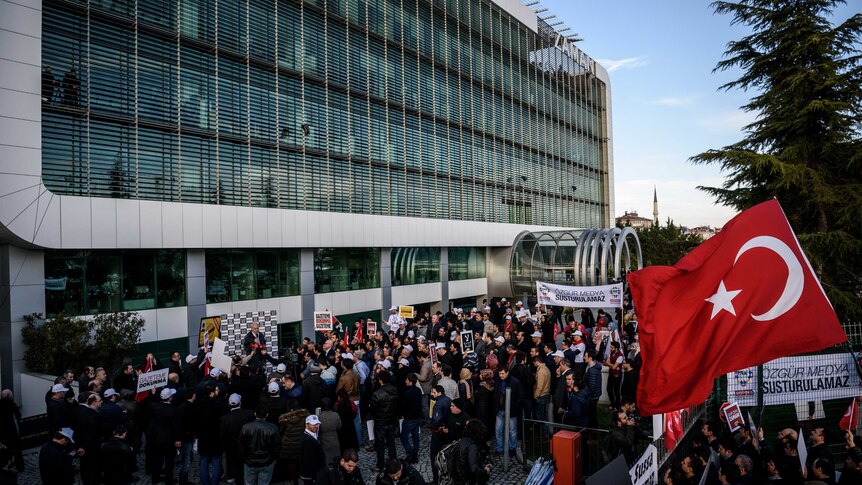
[3,296,649,485]
[659,414,862,485]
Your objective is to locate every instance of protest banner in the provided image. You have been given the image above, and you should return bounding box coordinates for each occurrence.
[198,316,221,346]
[727,353,862,407]
[629,444,657,485]
[398,305,414,319]
[314,311,333,332]
[366,321,377,336]
[536,281,623,308]
[211,338,232,374]
[460,331,475,354]
[136,368,169,393]
[723,402,744,433]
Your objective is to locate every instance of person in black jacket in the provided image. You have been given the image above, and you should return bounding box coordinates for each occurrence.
[376,457,425,485]
[399,374,422,464]
[147,388,180,485]
[303,366,327,413]
[316,449,366,485]
[39,428,77,485]
[453,419,491,485]
[493,367,524,458]
[71,393,103,485]
[299,414,326,484]
[239,404,282,484]
[100,389,128,441]
[100,424,137,485]
[369,371,399,473]
[195,383,228,485]
[46,383,71,435]
[220,393,254,485]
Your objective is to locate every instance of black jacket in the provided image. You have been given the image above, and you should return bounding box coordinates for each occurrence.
[100,401,128,440]
[374,460,426,484]
[299,431,326,480]
[316,462,368,485]
[220,407,255,454]
[100,437,137,484]
[71,405,101,452]
[370,384,400,426]
[46,397,70,434]
[302,374,327,412]
[194,395,228,456]
[453,437,489,485]
[146,401,179,445]
[39,440,74,485]
[239,418,281,467]
[401,386,423,421]
[493,376,525,417]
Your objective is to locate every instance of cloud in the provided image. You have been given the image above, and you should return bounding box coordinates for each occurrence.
[597,56,649,72]
[654,95,700,107]
[697,110,760,133]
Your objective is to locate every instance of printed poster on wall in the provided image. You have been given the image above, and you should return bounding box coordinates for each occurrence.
[536,281,623,308]
[198,316,222,347]
[314,311,333,332]
[727,353,862,407]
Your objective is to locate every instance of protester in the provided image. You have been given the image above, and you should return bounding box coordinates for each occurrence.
[239,404,282,485]
[300,414,326,484]
[316,449,366,485]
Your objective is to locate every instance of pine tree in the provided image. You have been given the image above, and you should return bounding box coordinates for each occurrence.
[691,0,862,319]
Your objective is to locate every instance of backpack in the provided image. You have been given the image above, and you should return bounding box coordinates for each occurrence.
[435,439,461,485]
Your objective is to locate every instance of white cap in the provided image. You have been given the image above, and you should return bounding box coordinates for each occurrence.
[404,344,413,352]
[435,343,446,349]
[276,363,286,373]
[209,368,222,378]
[379,360,392,369]
[516,301,523,306]
[484,306,491,311]
[501,298,507,302]
[408,330,415,338]
[417,335,426,341]
[471,307,478,312]
[228,393,242,406]
[494,336,505,343]
[52,384,69,393]
[398,359,410,366]
[58,427,75,442]
[160,388,177,400]
[389,306,398,311]
[517,311,527,318]
[185,354,197,363]
[504,315,512,320]
[306,414,321,425]
[530,332,543,338]
[551,350,565,358]
[103,388,118,398]
[268,382,280,394]
[340,353,354,360]
[574,330,583,336]
[450,330,458,337]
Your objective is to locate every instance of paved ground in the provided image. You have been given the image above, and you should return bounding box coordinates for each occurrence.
[16,425,530,484]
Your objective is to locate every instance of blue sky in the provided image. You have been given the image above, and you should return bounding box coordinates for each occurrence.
[536,0,856,228]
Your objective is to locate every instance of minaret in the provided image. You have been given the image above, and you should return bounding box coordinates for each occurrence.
[653,186,659,224]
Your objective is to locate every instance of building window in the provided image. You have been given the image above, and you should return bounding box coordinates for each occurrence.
[314,248,380,293]
[44,249,187,317]
[391,248,441,286]
[205,249,300,303]
[448,247,487,281]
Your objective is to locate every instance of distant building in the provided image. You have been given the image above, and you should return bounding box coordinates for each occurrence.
[686,226,722,240]
[617,211,654,229]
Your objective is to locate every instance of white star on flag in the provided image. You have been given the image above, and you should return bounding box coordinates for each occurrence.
[705,280,742,319]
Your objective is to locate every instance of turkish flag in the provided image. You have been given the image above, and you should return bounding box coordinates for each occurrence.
[839,398,859,431]
[134,356,154,403]
[628,200,846,415]
[664,410,683,452]
[355,321,364,344]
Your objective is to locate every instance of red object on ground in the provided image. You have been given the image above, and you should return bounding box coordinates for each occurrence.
[552,430,582,485]
[628,200,846,415]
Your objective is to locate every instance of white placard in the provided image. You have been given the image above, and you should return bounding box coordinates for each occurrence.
[629,444,657,485]
[536,281,623,308]
[727,353,861,407]
[314,311,333,332]
[136,368,169,393]
[211,338,233,374]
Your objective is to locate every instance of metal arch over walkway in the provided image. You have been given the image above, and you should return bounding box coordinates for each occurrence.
[501,227,643,297]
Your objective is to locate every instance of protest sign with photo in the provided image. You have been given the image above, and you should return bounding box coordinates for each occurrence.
[398,305,414,319]
[314,311,333,332]
[366,321,377,336]
[136,368,169,393]
[460,331,475,354]
[198,316,221,346]
[723,402,744,433]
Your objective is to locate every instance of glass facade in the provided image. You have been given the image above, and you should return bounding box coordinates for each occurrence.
[314,248,380,293]
[391,247,440,286]
[448,247,486,280]
[41,0,609,227]
[205,249,300,303]
[44,249,186,317]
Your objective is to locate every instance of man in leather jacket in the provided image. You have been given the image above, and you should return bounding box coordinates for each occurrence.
[239,404,281,484]
[369,370,400,473]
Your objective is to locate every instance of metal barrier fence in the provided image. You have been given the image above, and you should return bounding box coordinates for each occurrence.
[521,418,611,477]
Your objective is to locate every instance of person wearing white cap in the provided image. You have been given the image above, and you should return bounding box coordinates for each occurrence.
[147,387,180,484]
[47,383,71,434]
[100,388,127,442]
[299,414,325,483]
[220,394,254,485]
[39,427,77,483]
[386,305,406,333]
